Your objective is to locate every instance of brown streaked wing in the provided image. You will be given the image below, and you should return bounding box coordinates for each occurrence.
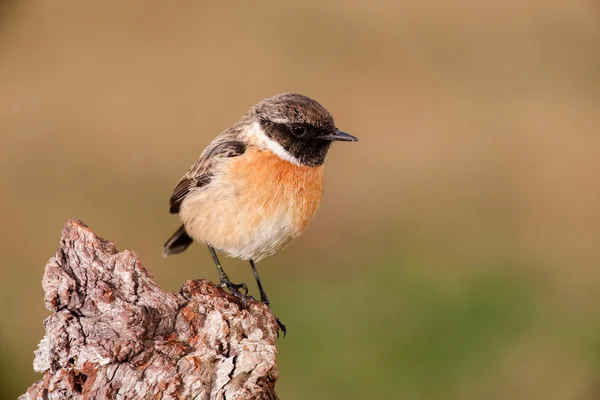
[168,140,246,214]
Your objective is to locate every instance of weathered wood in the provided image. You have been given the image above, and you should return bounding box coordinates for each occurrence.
[20,220,279,400]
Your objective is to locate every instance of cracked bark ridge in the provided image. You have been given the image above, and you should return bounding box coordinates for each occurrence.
[20,220,280,400]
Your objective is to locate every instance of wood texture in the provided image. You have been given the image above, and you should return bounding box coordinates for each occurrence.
[20,220,280,400]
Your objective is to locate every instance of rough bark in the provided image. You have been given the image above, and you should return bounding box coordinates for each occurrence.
[20,220,279,400]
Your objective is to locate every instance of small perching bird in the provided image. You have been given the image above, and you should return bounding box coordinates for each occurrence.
[163,93,357,334]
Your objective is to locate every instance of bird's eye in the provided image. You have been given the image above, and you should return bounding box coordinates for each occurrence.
[290,124,307,138]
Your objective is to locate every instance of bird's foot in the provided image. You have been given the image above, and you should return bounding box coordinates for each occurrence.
[275,317,287,338]
[219,278,286,336]
[262,299,286,337]
[220,279,249,308]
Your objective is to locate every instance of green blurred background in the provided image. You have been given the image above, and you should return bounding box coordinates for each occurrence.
[1,1,599,399]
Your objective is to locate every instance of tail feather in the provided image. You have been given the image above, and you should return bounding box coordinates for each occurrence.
[163,225,193,257]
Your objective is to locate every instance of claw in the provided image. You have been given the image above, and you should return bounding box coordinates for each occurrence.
[220,279,249,308]
[227,281,248,296]
[276,317,287,338]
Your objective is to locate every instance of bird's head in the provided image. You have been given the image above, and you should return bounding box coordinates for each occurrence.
[245,93,357,167]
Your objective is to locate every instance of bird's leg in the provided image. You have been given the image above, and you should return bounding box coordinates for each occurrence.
[249,259,270,305]
[250,259,286,337]
[208,245,248,306]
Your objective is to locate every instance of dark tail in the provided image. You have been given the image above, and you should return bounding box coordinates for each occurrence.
[163,225,193,257]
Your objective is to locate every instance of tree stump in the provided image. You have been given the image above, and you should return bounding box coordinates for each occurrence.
[20,220,280,400]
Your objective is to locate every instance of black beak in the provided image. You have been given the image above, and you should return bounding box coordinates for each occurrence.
[320,130,358,142]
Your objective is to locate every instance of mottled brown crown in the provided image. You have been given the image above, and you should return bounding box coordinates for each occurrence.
[252,93,335,129]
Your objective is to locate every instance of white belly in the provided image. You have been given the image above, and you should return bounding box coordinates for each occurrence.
[180,185,300,261]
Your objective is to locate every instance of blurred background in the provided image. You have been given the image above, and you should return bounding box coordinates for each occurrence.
[1,1,599,399]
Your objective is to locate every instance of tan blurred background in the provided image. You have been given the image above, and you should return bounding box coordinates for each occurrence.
[1,1,600,399]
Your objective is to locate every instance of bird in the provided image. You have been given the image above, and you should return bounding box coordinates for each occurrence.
[163,93,357,335]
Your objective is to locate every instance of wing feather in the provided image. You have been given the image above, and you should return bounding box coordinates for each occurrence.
[169,140,246,214]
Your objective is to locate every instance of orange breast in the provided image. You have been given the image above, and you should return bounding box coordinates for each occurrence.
[180,146,325,260]
[227,147,324,234]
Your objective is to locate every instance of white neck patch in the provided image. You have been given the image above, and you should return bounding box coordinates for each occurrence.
[247,121,302,166]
